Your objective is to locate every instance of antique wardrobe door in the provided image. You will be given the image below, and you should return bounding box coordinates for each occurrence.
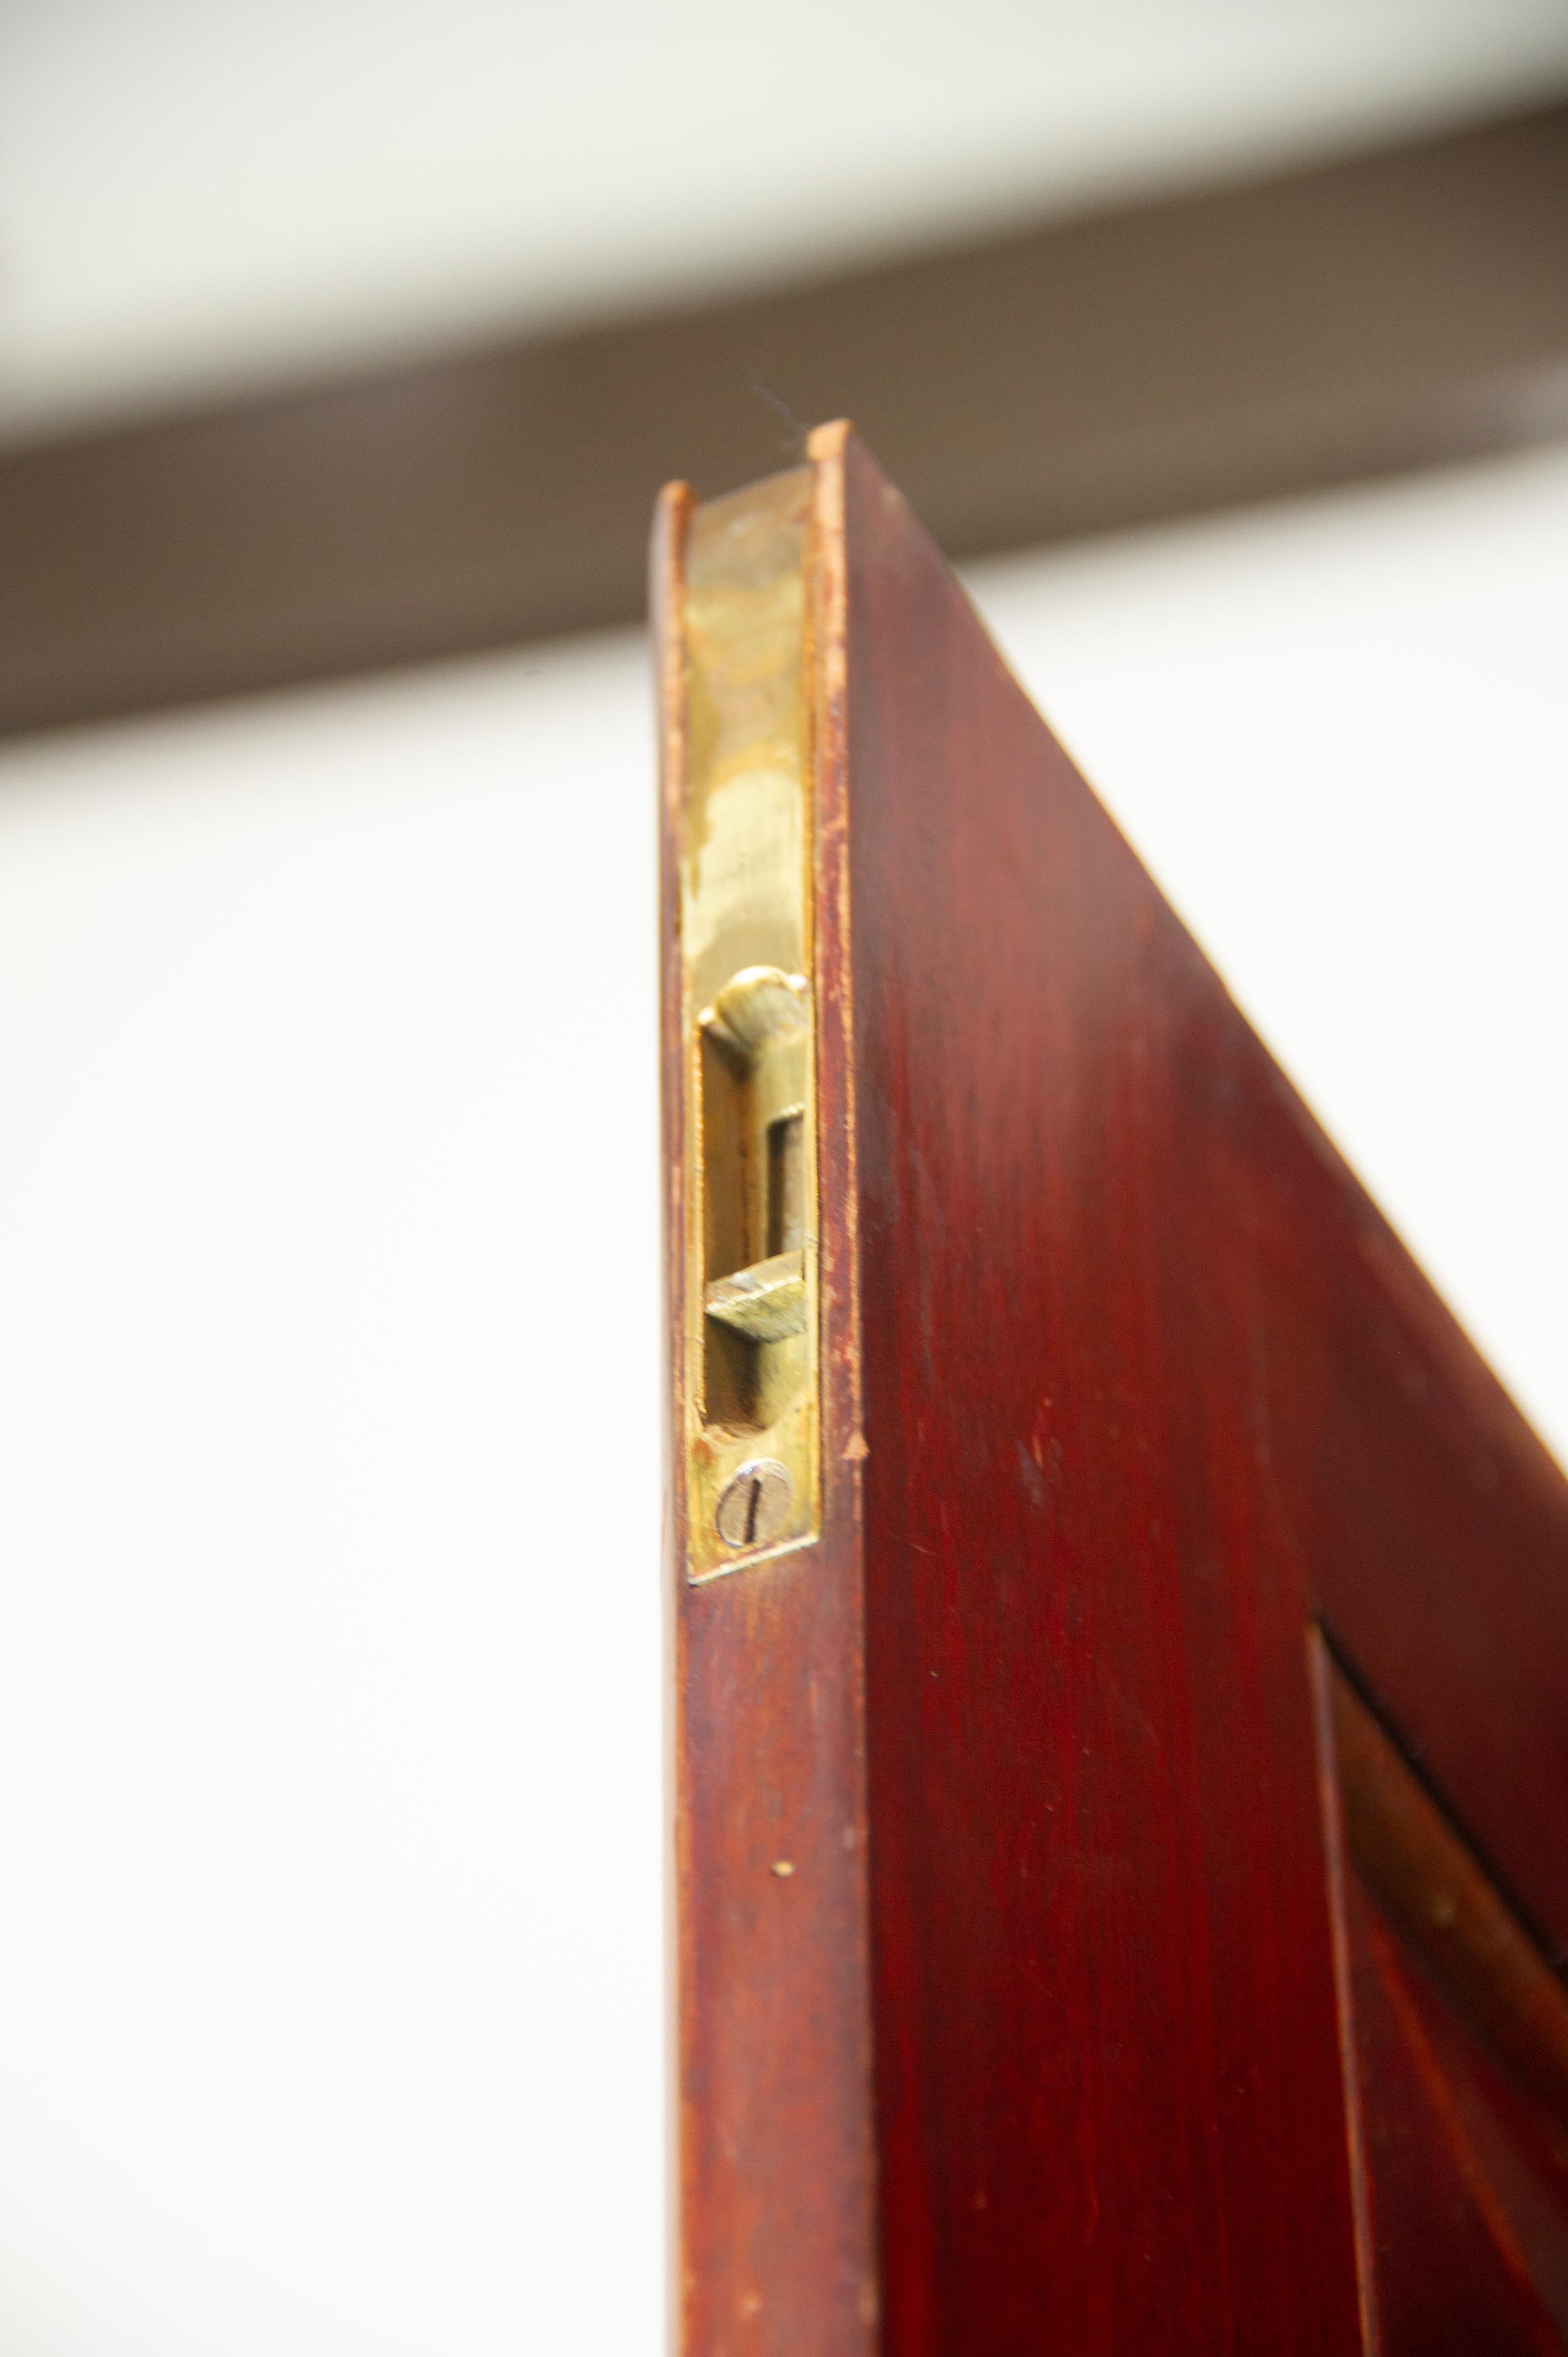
[656,425,1568,2357]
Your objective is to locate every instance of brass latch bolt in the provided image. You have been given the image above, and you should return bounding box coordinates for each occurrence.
[700,967,810,1349]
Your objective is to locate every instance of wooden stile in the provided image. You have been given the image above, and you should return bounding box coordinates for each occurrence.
[657,425,1568,2355]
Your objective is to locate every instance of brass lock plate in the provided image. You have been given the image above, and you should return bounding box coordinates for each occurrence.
[668,465,820,1580]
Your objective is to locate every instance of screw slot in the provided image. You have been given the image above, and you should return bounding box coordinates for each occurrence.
[716,1459,793,1550]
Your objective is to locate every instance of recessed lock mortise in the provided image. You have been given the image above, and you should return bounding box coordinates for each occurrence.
[699,967,811,1430]
[672,462,820,1576]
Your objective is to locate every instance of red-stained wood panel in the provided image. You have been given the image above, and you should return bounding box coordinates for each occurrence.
[1344,1870,1568,2352]
[661,426,1568,2355]
[657,476,877,2357]
[838,430,1364,2352]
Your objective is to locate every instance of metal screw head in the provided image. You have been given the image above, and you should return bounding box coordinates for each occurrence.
[715,1459,793,1550]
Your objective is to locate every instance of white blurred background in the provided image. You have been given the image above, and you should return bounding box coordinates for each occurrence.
[4,0,1568,434]
[0,5,1565,2354]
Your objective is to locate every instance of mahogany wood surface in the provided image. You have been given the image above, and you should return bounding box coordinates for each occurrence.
[1329,1653,1568,2129]
[658,469,878,2357]
[662,426,1568,2354]
[1344,1870,1568,2351]
[839,428,1364,2352]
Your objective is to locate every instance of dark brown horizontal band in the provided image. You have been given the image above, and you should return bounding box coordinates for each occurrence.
[4,100,1567,740]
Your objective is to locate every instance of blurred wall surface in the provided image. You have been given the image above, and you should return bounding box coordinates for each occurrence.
[0,441,1561,2354]
[4,0,1568,436]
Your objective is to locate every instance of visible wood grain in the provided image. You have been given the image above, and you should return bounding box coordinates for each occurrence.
[1344,1869,1568,2351]
[659,456,876,2357]
[837,426,1366,2351]
[1329,1651,1568,2131]
[662,425,1568,2353]
[1311,1628,1383,2353]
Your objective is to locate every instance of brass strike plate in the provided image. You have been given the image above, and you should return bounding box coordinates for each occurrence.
[673,466,820,1580]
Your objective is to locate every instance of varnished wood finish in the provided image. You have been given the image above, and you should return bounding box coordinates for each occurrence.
[1314,1264,1568,1966]
[1317,1644,1568,2349]
[662,426,1568,2352]
[1344,1871,1568,2350]
[658,463,876,2357]
[1329,1653,1568,2129]
[9,102,1568,739]
[837,427,1365,2351]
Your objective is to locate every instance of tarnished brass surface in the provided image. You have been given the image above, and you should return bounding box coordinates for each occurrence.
[676,467,819,1578]
[705,1251,808,1344]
